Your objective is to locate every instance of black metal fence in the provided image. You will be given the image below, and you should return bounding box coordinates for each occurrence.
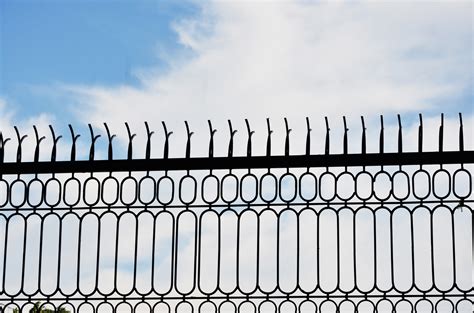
[0,115,472,312]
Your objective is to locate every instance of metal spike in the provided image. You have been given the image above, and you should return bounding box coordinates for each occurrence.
[439,113,444,153]
[125,122,136,160]
[14,126,27,163]
[185,121,193,159]
[88,124,101,161]
[397,114,403,154]
[459,113,464,152]
[245,119,254,157]
[0,132,11,164]
[49,125,62,162]
[379,115,384,154]
[162,121,172,159]
[68,124,80,162]
[284,118,292,157]
[418,114,423,153]
[227,120,237,158]
[305,117,312,156]
[266,118,273,157]
[33,125,46,163]
[208,120,216,158]
[144,121,154,160]
[104,123,116,161]
[343,116,348,155]
[325,117,330,155]
[361,116,366,155]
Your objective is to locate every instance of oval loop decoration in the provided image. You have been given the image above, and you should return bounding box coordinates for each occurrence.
[0,115,470,311]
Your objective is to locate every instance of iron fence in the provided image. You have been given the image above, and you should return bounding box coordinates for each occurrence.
[0,114,472,312]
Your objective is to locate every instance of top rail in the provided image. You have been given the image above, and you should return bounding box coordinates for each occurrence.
[0,151,472,174]
[0,113,471,174]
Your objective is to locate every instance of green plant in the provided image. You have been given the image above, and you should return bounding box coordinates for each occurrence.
[11,302,69,313]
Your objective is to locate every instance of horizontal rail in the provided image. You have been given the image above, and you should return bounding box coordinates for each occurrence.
[0,151,472,174]
[0,200,471,212]
[1,293,470,302]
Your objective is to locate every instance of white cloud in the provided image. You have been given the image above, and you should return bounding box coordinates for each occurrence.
[0,2,472,311]
[66,3,468,114]
[0,97,77,163]
[60,0,473,159]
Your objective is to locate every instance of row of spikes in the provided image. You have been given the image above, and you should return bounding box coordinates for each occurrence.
[0,113,465,164]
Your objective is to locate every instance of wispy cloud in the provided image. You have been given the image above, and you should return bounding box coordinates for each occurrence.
[58,1,473,158]
[66,1,471,120]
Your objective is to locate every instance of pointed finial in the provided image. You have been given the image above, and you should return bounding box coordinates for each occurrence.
[88,124,101,161]
[397,114,402,154]
[208,120,216,158]
[245,119,254,157]
[49,125,62,162]
[14,126,27,163]
[439,113,444,153]
[418,114,423,153]
[361,116,366,155]
[0,132,11,164]
[144,121,154,160]
[266,118,273,157]
[324,117,330,155]
[185,121,193,159]
[68,124,80,161]
[125,122,136,160]
[103,123,116,161]
[379,115,384,154]
[33,125,46,163]
[305,117,312,156]
[459,113,464,152]
[227,120,237,157]
[162,121,173,159]
[284,118,292,157]
[343,116,348,155]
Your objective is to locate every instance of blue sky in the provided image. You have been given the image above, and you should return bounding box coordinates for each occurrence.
[0,0,197,118]
[0,0,472,159]
[0,1,472,304]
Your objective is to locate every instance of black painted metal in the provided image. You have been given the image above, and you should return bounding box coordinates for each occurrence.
[0,152,472,175]
[0,114,472,312]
